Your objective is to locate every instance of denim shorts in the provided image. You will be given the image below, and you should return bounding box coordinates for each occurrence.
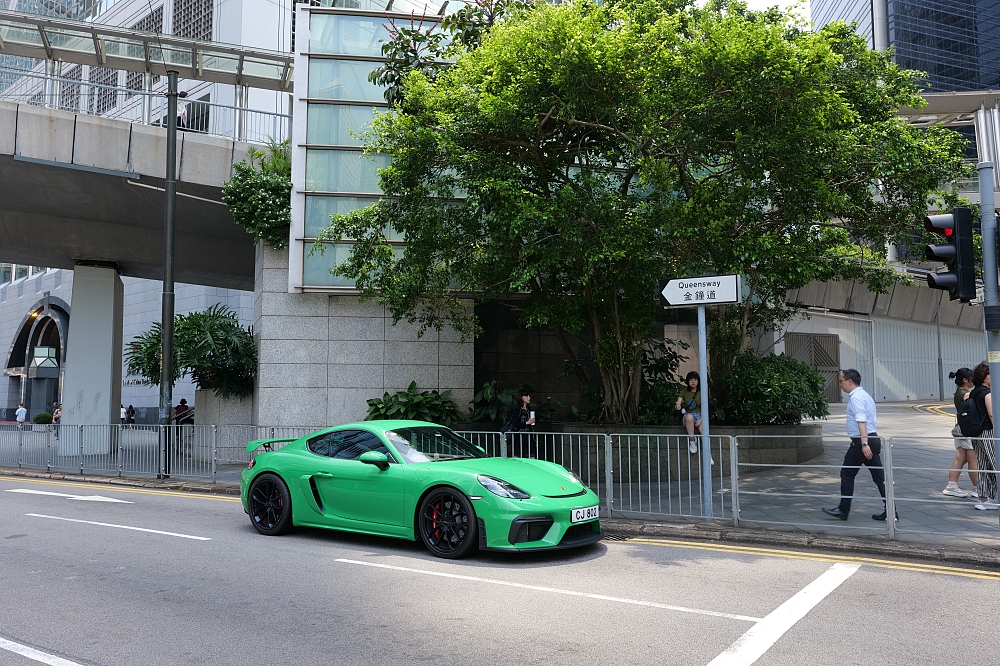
[687,412,701,420]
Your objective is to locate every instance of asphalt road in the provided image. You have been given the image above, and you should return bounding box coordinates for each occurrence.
[1,475,998,666]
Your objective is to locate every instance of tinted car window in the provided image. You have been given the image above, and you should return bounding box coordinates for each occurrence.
[307,429,394,462]
[384,427,486,463]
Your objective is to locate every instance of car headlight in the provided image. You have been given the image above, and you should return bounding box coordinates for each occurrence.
[565,469,583,485]
[477,475,531,499]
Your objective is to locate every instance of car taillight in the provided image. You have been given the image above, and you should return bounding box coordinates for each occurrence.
[248,459,255,469]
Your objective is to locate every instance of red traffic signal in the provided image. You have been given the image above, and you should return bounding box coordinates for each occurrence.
[925,207,975,302]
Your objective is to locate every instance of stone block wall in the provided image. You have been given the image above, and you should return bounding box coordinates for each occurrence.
[253,244,474,428]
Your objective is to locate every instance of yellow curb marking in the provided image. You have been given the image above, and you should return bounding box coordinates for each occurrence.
[0,475,241,502]
[614,537,1000,581]
[914,403,954,419]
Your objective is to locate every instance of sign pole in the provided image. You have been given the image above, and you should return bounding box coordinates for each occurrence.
[698,304,713,518]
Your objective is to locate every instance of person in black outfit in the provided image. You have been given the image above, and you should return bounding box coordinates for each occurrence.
[504,389,537,458]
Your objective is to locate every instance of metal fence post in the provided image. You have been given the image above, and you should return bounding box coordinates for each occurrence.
[78,425,84,475]
[45,430,50,473]
[883,436,897,540]
[17,426,23,468]
[604,434,614,518]
[212,425,218,484]
[117,428,124,477]
[730,436,740,528]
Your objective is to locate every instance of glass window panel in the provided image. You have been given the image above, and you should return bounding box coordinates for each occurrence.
[0,23,45,47]
[201,54,240,73]
[304,243,402,287]
[0,265,11,285]
[15,266,28,280]
[303,243,357,286]
[305,149,388,193]
[307,104,376,146]
[242,59,284,80]
[308,58,383,101]
[309,14,391,56]
[305,195,380,238]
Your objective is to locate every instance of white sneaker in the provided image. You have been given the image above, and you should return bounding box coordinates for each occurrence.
[943,485,967,497]
[974,501,1000,510]
[688,437,698,454]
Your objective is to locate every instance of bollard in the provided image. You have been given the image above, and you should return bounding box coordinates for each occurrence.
[883,437,897,541]
[730,437,741,528]
[604,434,614,518]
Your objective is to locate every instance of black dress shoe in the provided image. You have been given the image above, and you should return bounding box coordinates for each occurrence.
[872,510,899,521]
[822,507,848,520]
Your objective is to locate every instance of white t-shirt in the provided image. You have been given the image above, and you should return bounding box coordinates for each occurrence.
[15,407,27,423]
[121,407,127,419]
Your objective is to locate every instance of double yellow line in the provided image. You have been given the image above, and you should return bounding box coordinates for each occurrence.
[616,537,1000,581]
[914,403,956,419]
[0,475,241,502]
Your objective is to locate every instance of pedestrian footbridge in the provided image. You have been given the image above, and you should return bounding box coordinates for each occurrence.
[0,100,257,289]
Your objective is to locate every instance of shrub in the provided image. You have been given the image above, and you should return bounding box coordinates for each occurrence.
[222,139,292,249]
[716,351,829,426]
[635,382,682,426]
[32,412,52,425]
[124,304,257,399]
[467,380,563,424]
[366,381,460,426]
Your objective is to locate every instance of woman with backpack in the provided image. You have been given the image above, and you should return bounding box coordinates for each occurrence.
[965,362,997,510]
[943,368,978,498]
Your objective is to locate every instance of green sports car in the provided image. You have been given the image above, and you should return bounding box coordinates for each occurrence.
[240,420,602,558]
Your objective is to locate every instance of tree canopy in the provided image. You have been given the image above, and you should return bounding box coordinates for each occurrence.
[318,0,971,423]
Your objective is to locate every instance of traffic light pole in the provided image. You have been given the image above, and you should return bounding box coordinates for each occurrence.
[980,163,1000,382]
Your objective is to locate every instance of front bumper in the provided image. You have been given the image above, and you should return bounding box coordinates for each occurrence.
[474,492,603,552]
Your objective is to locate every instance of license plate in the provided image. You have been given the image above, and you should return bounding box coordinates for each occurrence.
[571,505,599,523]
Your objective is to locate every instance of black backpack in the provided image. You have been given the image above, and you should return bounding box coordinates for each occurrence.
[958,388,990,437]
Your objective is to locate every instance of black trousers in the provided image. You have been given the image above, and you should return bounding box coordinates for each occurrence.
[837,435,886,514]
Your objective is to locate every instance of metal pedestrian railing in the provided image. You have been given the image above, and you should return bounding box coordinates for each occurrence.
[2,423,998,542]
[456,431,729,520]
[0,66,291,143]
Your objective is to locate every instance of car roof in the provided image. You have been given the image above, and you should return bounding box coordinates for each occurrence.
[326,420,446,433]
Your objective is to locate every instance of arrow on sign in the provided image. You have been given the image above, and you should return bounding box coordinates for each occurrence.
[5,489,133,503]
[661,275,740,306]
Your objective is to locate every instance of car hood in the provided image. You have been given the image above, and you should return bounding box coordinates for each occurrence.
[435,457,589,498]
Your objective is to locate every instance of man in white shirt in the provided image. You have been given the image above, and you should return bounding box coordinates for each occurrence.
[15,403,27,427]
[823,369,895,521]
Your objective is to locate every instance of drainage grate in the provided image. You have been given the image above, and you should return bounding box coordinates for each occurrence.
[602,534,630,541]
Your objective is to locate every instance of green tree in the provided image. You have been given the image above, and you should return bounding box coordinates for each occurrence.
[318,0,970,424]
[222,139,292,249]
[125,304,258,399]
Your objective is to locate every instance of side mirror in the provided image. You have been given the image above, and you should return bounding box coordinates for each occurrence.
[360,451,390,471]
[476,445,486,454]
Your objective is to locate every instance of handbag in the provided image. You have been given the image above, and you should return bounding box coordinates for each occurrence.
[952,423,964,438]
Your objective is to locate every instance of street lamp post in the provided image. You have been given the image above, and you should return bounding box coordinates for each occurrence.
[158,71,179,479]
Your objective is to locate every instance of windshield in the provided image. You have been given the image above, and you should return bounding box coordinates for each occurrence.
[384,427,487,463]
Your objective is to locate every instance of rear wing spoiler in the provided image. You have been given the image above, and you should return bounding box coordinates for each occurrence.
[246,437,297,453]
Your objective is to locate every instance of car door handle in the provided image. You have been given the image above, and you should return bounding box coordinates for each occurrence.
[314,472,334,478]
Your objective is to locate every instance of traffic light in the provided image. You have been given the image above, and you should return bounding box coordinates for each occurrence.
[925,206,975,302]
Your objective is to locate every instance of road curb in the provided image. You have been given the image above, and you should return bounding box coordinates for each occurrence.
[4,467,997,567]
[0,467,242,496]
[602,518,1000,569]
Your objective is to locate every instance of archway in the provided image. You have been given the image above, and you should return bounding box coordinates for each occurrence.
[4,296,70,419]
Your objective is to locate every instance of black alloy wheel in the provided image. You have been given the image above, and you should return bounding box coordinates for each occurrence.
[418,488,478,559]
[248,473,293,536]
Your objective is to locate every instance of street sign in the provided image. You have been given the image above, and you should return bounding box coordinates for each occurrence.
[661,275,740,306]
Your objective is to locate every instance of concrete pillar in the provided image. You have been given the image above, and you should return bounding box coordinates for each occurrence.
[60,266,123,452]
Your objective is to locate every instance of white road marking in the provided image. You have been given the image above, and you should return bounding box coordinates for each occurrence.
[707,563,861,666]
[335,558,761,622]
[25,514,211,541]
[0,636,84,666]
[6,489,132,503]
